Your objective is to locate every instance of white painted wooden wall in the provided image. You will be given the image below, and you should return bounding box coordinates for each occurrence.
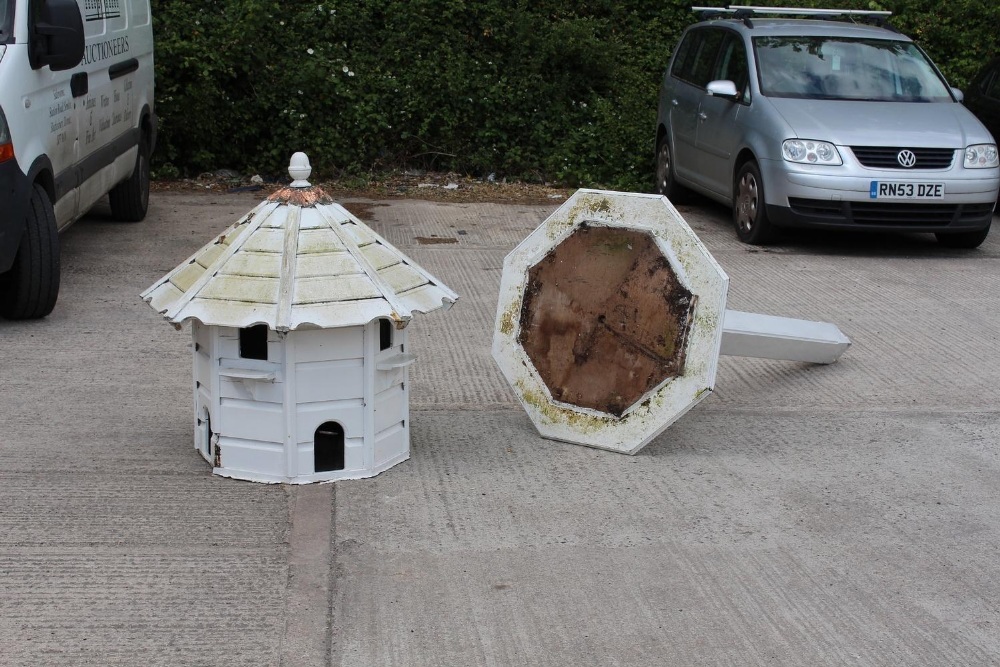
[370,322,410,473]
[292,327,367,477]
[215,324,287,477]
[190,319,411,483]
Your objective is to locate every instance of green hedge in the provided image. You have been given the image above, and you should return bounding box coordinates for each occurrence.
[151,0,1000,190]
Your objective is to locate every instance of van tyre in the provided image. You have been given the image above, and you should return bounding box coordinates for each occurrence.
[734,161,775,245]
[0,184,60,320]
[655,138,689,204]
[109,138,150,222]
[935,224,990,249]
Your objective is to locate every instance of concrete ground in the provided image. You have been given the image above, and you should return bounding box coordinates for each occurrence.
[1,190,998,666]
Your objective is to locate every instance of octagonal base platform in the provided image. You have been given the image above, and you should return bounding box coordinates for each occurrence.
[492,189,730,454]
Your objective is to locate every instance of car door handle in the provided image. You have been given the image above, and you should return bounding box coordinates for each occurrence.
[698,112,708,120]
[671,99,679,107]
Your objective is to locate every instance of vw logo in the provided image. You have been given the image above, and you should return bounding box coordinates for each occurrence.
[897,149,917,168]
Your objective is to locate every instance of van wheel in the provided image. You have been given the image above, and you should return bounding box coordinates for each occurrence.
[935,224,990,249]
[655,138,689,204]
[0,184,60,320]
[734,161,775,245]
[109,139,150,222]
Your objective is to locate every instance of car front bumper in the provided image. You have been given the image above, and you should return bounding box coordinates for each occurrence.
[760,157,999,233]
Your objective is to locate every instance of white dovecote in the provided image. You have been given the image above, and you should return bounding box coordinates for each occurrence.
[142,153,458,483]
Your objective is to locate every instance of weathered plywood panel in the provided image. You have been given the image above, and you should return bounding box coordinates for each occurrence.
[199,275,280,305]
[194,242,225,269]
[374,385,406,433]
[295,360,365,403]
[220,252,282,279]
[374,423,407,467]
[217,436,284,475]
[192,321,212,349]
[215,338,284,367]
[340,222,378,247]
[297,228,344,255]
[359,244,401,271]
[374,367,404,395]
[292,328,364,363]
[294,275,382,305]
[239,228,285,253]
[145,281,184,315]
[380,264,427,294]
[215,335,238,360]
[220,398,285,443]
[194,345,213,389]
[296,400,365,442]
[296,252,362,278]
[519,226,695,417]
[169,262,205,293]
[195,386,213,417]
[219,377,285,404]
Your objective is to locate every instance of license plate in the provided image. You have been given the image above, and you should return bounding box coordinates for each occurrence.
[869,181,945,199]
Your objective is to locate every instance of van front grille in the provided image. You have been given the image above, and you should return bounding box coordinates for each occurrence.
[849,147,956,170]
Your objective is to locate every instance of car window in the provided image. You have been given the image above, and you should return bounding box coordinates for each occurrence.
[754,36,953,102]
[670,31,695,79]
[673,28,726,88]
[0,0,12,44]
[714,33,750,102]
[985,69,1000,100]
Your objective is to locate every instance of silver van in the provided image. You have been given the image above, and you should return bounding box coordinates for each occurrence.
[656,6,999,247]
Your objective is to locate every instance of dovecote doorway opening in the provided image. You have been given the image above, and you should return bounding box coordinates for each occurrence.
[314,422,346,472]
[198,407,212,461]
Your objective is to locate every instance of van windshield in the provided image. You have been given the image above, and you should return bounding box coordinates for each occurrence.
[753,37,953,102]
[0,0,11,44]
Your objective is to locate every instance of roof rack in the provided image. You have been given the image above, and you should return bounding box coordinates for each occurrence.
[692,5,893,29]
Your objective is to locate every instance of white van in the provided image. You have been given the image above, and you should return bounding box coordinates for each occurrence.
[0,0,155,319]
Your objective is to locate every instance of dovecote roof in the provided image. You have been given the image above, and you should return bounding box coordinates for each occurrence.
[142,160,457,331]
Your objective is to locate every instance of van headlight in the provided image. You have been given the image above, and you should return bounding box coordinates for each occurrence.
[782,139,843,165]
[964,144,999,168]
[0,107,13,164]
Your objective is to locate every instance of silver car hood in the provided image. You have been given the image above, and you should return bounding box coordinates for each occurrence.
[767,97,992,148]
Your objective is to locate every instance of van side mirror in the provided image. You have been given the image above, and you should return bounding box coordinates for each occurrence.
[951,87,965,103]
[29,0,84,72]
[706,80,740,100]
